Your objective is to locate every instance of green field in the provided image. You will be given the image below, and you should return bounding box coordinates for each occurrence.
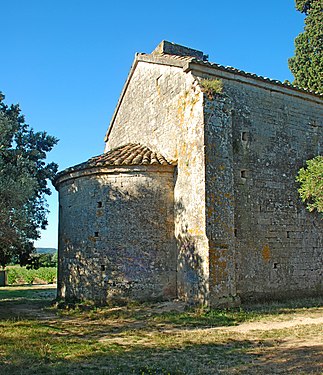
[0,285,322,374]
[6,265,57,285]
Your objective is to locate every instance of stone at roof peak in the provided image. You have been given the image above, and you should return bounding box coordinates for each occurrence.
[152,40,209,61]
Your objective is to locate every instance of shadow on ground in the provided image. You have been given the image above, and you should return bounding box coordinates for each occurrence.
[0,334,322,375]
[0,285,56,319]
[0,285,322,374]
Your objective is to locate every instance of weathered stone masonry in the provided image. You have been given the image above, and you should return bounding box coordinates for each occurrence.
[55,41,323,306]
[54,144,176,303]
[201,77,323,302]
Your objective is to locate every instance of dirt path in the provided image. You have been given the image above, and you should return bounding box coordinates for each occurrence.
[221,311,323,333]
[205,308,323,374]
[2,285,322,332]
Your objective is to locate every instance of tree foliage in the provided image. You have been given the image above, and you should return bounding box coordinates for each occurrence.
[27,252,58,269]
[0,93,58,268]
[288,0,323,93]
[296,156,323,213]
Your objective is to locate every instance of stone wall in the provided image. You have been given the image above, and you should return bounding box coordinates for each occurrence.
[105,58,209,304]
[104,50,323,305]
[203,93,238,306]
[198,70,323,301]
[56,165,176,303]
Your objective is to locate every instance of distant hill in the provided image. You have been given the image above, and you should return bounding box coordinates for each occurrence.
[36,248,57,255]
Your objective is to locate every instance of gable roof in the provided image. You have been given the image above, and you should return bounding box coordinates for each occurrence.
[105,41,323,142]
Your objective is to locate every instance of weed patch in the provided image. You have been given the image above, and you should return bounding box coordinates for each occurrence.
[200,78,223,99]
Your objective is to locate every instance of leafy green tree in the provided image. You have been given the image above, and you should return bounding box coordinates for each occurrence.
[28,253,58,268]
[0,92,58,268]
[296,156,323,213]
[288,0,323,93]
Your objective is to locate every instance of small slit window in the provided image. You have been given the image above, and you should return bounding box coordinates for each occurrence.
[241,132,248,141]
[240,170,247,179]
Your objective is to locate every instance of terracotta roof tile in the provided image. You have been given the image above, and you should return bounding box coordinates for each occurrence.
[88,143,171,166]
[53,144,173,184]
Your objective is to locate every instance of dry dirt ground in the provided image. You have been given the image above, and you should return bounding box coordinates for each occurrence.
[116,301,323,374]
[1,285,322,374]
[183,313,323,374]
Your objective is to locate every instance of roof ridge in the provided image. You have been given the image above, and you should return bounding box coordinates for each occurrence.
[139,52,322,97]
[188,57,323,97]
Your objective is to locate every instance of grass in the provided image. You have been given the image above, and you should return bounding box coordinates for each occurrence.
[0,285,55,301]
[0,286,322,374]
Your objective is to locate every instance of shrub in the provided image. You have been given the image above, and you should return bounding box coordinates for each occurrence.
[296,155,323,213]
[200,78,223,99]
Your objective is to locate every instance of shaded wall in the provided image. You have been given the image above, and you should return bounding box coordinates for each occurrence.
[106,60,209,304]
[56,165,176,303]
[200,71,323,301]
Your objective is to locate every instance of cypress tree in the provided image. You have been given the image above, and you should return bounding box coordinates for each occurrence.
[288,0,323,93]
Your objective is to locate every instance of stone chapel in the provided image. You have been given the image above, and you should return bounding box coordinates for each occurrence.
[54,41,323,307]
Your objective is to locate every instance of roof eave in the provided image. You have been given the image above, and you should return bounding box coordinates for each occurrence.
[53,164,175,189]
[184,61,323,103]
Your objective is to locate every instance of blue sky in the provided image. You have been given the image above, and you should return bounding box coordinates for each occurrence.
[1,0,304,248]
